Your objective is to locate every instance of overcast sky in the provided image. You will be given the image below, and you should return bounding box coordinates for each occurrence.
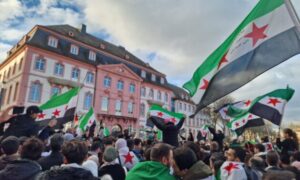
[0,0,299,124]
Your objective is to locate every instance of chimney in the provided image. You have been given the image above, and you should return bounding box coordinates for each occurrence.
[81,24,86,34]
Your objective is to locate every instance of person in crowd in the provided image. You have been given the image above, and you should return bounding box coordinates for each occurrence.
[0,136,20,170]
[173,147,212,180]
[123,129,131,140]
[0,137,44,180]
[103,136,114,149]
[88,140,101,165]
[208,127,225,151]
[18,136,28,153]
[276,128,299,156]
[209,152,226,179]
[249,156,266,179]
[291,151,300,170]
[36,140,98,180]
[149,116,185,147]
[262,170,296,180]
[203,141,219,165]
[132,138,144,161]
[197,130,206,142]
[265,150,281,171]
[221,147,247,180]
[115,138,139,170]
[184,141,204,161]
[254,143,267,160]
[38,118,57,142]
[38,133,64,171]
[126,143,176,180]
[127,139,134,151]
[187,130,194,142]
[99,146,126,180]
[2,106,42,138]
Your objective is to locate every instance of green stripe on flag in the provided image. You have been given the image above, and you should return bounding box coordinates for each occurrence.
[157,130,163,141]
[79,107,94,131]
[103,127,110,137]
[183,0,284,96]
[150,104,184,119]
[40,87,80,110]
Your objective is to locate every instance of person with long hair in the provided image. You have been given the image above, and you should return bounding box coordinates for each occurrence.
[276,128,299,156]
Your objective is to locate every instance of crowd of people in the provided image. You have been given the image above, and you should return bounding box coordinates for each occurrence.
[0,106,299,180]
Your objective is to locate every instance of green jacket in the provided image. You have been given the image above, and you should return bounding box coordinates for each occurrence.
[126,161,176,180]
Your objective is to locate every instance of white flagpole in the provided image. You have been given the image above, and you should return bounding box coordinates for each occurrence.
[285,0,300,31]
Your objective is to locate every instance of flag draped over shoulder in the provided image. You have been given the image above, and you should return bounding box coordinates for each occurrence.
[146,104,184,127]
[78,107,96,132]
[36,87,80,126]
[183,0,300,113]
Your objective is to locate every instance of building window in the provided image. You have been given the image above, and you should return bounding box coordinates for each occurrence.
[141,87,146,97]
[140,103,145,117]
[117,80,124,91]
[103,76,111,87]
[54,63,64,76]
[48,36,58,48]
[51,86,61,96]
[35,58,45,71]
[160,77,165,84]
[29,82,42,103]
[184,103,187,111]
[151,74,156,81]
[84,92,93,110]
[115,100,122,113]
[86,72,94,84]
[70,44,79,55]
[101,97,109,111]
[164,92,168,102]
[19,58,23,71]
[6,85,12,104]
[13,82,19,102]
[128,102,134,114]
[157,91,161,100]
[149,89,154,99]
[12,63,16,75]
[141,70,146,78]
[188,105,191,112]
[89,51,96,61]
[7,67,11,79]
[179,102,182,110]
[71,68,80,80]
[129,83,135,93]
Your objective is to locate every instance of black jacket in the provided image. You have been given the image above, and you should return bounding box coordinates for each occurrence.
[2,114,39,138]
[0,154,19,170]
[208,127,224,150]
[36,166,97,180]
[38,151,64,171]
[276,138,298,155]
[0,159,41,180]
[38,126,55,141]
[99,164,126,180]
[151,117,185,147]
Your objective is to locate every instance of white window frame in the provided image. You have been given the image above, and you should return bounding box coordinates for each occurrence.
[86,72,94,84]
[160,77,165,84]
[115,100,122,114]
[101,97,109,111]
[48,36,58,48]
[89,51,96,61]
[129,83,135,93]
[128,102,134,114]
[29,82,42,103]
[151,74,156,81]
[70,44,79,55]
[84,93,93,110]
[71,68,80,80]
[104,76,111,87]
[54,63,64,76]
[34,58,45,71]
[117,80,124,91]
[141,70,146,78]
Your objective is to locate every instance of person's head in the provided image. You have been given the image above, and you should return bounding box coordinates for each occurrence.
[62,140,88,165]
[184,141,203,161]
[217,130,222,134]
[26,106,42,119]
[48,118,57,128]
[1,136,19,155]
[173,147,197,177]
[127,139,134,151]
[266,150,279,167]
[210,152,226,175]
[210,141,219,153]
[225,147,246,162]
[20,137,44,161]
[103,136,113,148]
[134,138,142,150]
[91,141,101,153]
[283,128,294,139]
[50,133,64,152]
[150,143,173,167]
[144,147,152,161]
[262,170,295,180]
[280,154,290,167]
[115,138,127,151]
[249,156,265,171]
[254,143,265,154]
[262,136,269,143]
[103,146,118,163]
[292,151,300,162]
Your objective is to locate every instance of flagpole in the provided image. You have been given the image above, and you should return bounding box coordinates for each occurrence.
[285,0,300,31]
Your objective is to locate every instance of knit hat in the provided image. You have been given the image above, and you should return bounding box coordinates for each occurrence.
[103,147,118,163]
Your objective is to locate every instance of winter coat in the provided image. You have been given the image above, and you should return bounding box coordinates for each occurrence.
[38,126,55,141]
[183,160,213,180]
[0,154,19,170]
[99,163,126,180]
[0,159,41,180]
[36,166,97,180]
[151,117,185,147]
[2,114,39,138]
[208,127,224,150]
[276,138,298,155]
[38,151,64,171]
[126,161,176,180]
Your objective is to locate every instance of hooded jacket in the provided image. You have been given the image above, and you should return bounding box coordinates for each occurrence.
[183,160,213,180]
[126,161,176,180]
[0,159,41,180]
[0,154,19,170]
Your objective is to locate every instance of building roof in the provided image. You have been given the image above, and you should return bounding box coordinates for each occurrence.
[167,83,195,104]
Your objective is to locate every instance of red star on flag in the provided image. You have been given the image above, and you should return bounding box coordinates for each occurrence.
[170,118,177,123]
[242,119,246,123]
[223,162,239,175]
[52,109,61,117]
[235,122,240,127]
[202,131,207,137]
[268,98,281,107]
[244,23,268,46]
[217,52,228,70]
[244,100,251,107]
[89,120,93,125]
[248,114,253,119]
[157,112,163,117]
[200,79,209,90]
[37,113,46,119]
[123,152,134,164]
[266,143,273,151]
[223,109,228,115]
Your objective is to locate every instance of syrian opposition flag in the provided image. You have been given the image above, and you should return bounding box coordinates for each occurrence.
[37,87,80,126]
[183,0,300,114]
[199,125,210,138]
[78,107,96,132]
[227,113,265,136]
[103,127,110,137]
[218,100,252,120]
[146,104,184,127]
[220,161,247,180]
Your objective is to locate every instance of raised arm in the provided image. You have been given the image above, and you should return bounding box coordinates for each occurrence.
[176,118,185,130]
[208,127,216,136]
[149,117,166,130]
